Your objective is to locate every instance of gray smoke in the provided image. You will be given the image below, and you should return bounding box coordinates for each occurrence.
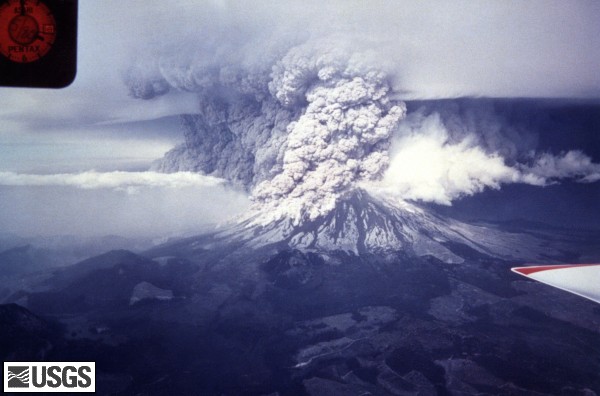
[122,1,600,222]
[129,37,406,223]
[253,40,406,222]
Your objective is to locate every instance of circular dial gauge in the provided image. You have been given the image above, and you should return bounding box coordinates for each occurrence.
[0,0,57,63]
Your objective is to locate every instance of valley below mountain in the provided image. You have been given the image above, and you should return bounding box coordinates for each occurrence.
[2,194,600,395]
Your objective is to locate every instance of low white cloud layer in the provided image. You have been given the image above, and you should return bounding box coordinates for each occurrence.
[0,172,250,237]
[0,171,223,191]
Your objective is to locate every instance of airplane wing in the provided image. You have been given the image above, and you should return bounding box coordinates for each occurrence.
[511,264,600,304]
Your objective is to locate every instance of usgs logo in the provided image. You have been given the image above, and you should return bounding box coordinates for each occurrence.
[4,362,95,393]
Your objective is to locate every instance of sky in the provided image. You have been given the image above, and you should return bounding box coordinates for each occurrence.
[0,1,599,237]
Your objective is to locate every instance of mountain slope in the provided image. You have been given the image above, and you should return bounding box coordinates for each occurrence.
[157,189,580,264]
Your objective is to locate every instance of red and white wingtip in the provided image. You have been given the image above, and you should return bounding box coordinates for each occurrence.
[512,264,600,304]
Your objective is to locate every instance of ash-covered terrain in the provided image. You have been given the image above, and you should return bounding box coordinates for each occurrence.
[2,191,600,395]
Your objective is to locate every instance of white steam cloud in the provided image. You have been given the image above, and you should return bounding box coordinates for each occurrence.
[367,112,600,205]
[526,151,600,184]
[369,114,524,205]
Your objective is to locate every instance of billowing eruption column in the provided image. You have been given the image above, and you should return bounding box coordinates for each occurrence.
[128,38,406,223]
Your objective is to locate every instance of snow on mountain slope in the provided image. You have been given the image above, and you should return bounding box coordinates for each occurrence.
[177,189,569,263]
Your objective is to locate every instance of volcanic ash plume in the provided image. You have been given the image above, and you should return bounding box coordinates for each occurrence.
[253,43,406,222]
[130,39,406,224]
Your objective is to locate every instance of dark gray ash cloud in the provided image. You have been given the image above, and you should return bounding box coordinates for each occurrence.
[123,1,600,221]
